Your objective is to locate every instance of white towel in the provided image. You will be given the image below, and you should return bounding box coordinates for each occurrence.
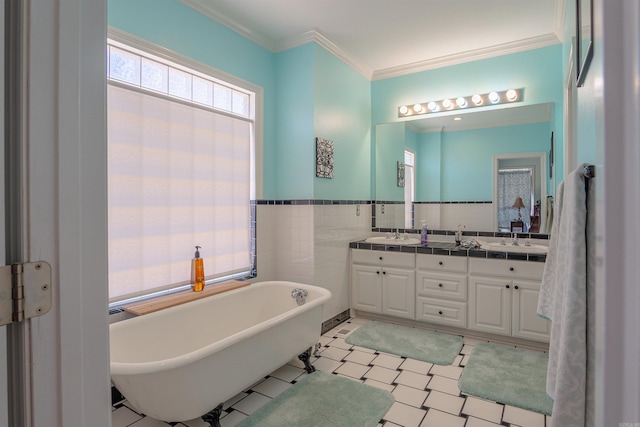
[537,163,594,427]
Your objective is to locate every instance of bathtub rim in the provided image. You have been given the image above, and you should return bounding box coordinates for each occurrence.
[109,281,331,376]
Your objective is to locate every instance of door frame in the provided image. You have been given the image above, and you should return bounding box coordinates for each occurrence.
[492,152,547,233]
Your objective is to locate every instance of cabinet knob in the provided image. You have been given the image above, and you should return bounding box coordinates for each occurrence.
[438,311,443,315]
[438,283,443,287]
[514,285,519,290]
[509,267,514,271]
[505,284,510,289]
[438,261,443,266]
[383,271,386,275]
[379,256,383,260]
[376,271,380,275]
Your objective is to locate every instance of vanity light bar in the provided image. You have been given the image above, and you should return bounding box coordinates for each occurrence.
[398,88,523,117]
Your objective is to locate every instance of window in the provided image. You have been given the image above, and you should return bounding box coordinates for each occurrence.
[107,39,256,303]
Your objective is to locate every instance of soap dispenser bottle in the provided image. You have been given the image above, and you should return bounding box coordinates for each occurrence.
[191,245,205,292]
[420,220,428,245]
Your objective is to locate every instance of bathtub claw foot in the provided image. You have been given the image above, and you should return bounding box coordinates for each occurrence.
[202,403,223,427]
[298,347,316,373]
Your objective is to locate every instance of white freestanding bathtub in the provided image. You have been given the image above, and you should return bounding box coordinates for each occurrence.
[109,281,331,422]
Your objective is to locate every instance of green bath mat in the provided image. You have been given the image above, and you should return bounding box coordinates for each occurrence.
[345,321,463,365]
[459,343,553,415]
[236,371,394,427]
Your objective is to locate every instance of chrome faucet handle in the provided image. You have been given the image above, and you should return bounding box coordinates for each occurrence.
[512,233,519,246]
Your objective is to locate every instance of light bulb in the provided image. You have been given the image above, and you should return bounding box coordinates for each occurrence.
[456,97,467,108]
[442,99,453,110]
[506,89,518,101]
[399,105,409,115]
[471,94,483,105]
[488,92,500,103]
[427,101,439,112]
[413,103,424,113]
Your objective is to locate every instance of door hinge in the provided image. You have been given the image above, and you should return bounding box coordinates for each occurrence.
[0,261,52,326]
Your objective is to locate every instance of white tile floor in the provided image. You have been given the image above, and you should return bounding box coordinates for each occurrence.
[111,318,552,427]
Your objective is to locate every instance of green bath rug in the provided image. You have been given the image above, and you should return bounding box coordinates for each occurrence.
[235,371,394,427]
[345,321,463,365]
[459,342,553,415]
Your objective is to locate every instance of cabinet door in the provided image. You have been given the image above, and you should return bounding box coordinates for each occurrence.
[512,279,551,342]
[351,265,382,313]
[382,268,415,319]
[468,276,511,336]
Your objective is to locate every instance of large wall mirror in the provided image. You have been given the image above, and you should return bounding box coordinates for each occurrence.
[373,103,555,233]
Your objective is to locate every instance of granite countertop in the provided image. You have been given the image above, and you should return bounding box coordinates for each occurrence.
[349,239,547,263]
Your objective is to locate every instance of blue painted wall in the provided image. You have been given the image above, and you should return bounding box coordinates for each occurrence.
[274,45,315,198]
[375,123,405,201]
[442,122,551,200]
[313,45,371,200]
[372,45,564,193]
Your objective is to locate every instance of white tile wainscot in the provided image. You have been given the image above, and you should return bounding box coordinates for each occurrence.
[350,247,551,348]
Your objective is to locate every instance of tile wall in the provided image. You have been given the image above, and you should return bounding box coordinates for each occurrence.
[255,202,372,320]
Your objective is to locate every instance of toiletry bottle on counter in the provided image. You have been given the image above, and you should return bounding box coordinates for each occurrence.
[191,245,205,292]
[420,220,428,244]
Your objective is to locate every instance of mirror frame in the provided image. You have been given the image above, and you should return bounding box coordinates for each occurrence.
[576,0,594,87]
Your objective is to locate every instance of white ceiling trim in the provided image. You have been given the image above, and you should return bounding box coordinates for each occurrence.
[372,33,562,81]
[275,29,374,79]
[179,0,276,51]
[553,0,568,42]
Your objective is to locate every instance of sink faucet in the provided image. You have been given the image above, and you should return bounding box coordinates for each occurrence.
[394,229,401,239]
[512,233,519,246]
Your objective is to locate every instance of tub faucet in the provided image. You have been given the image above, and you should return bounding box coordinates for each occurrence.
[512,233,519,246]
[291,288,308,305]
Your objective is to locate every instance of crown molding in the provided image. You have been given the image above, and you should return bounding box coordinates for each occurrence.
[181,1,372,79]
[554,0,567,42]
[179,0,276,51]
[275,29,373,79]
[372,33,561,81]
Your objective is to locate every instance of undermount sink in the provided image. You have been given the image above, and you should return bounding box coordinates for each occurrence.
[480,242,548,254]
[365,236,422,246]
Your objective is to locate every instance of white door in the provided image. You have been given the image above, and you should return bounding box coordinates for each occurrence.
[3,2,111,426]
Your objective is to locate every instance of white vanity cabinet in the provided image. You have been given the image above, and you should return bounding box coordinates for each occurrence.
[415,254,468,328]
[468,258,550,342]
[351,250,415,319]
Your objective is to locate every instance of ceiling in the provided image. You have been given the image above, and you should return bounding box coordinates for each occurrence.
[181,0,562,80]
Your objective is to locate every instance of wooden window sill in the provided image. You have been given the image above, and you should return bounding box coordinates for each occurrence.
[123,280,249,316]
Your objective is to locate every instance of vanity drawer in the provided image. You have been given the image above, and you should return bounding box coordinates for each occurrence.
[417,254,468,273]
[352,249,415,268]
[416,272,467,301]
[469,258,545,280]
[416,297,467,328]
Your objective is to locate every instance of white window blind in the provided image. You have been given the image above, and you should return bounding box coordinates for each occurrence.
[108,84,251,301]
